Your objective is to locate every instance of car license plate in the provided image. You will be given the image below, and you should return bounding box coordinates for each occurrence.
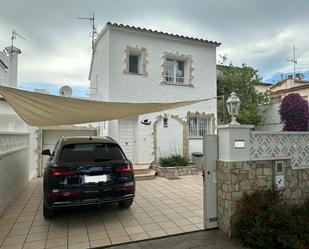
[84,175,109,183]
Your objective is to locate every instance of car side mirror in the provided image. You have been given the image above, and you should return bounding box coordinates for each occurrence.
[42,149,51,156]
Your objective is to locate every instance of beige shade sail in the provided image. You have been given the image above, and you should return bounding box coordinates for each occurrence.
[0,86,210,127]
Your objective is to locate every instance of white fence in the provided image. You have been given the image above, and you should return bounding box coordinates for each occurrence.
[0,132,29,156]
[249,131,309,169]
[0,132,30,215]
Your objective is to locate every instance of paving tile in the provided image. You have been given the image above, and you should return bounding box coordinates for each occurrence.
[157,221,177,229]
[23,240,46,249]
[2,234,27,246]
[110,234,131,244]
[89,238,112,248]
[163,226,183,235]
[68,241,90,249]
[29,225,49,234]
[104,222,123,230]
[45,236,67,248]
[136,217,154,225]
[107,228,128,238]
[146,229,167,238]
[26,231,48,242]
[88,230,109,241]
[125,225,145,235]
[129,232,150,241]
[141,223,161,232]
[0,243,24,249]
[180,224,199,232]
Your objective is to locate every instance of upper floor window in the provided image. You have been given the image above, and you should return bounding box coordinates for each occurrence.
[123,46,148,76]
[165,59,185,83]
[162,52,193,86]
[129,54,140,74]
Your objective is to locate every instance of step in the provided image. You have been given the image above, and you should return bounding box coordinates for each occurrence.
[134,164,151,175]
[135,170,156,181]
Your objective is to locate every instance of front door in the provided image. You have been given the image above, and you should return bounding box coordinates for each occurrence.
[119,119,135,162]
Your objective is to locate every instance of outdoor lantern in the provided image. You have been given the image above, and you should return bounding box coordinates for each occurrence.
[226,92,241,125]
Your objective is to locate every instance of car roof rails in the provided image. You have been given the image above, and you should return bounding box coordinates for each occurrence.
[103,136,115,142]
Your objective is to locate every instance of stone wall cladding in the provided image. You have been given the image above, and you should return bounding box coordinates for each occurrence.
[217,159,309,237]
[151,164,198,177]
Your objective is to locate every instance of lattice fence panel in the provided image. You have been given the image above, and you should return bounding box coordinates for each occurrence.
[249,132,309,169]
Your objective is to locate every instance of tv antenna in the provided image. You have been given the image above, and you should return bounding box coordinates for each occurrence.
[286,44,297,79]
[11,29,26,48]
[8,29,25,61]
[78,12,97,53]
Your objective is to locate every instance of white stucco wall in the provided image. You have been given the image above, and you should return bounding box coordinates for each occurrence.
[0,51,9,86]
[0,51,18,88]
[90,30,110,101]
[0,146,29,216]
[156,117,183,159]
[256,102,283,131]
[91,27,218,164]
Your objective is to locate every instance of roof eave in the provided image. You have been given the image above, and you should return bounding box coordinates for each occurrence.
[105,22,221,47]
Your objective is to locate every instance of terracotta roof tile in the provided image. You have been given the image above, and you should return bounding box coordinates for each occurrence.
[106,22,221,46]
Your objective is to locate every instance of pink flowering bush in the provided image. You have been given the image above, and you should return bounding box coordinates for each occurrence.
[279,93,309,131]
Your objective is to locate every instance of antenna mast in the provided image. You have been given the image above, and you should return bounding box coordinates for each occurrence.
[78,12,97,53]
[286,44,297,79]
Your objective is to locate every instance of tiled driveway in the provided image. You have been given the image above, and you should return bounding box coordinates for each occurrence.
[0,175,203,249]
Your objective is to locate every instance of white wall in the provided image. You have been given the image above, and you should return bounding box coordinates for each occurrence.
[0,132,30,216]
[256,102,283,131]
[107,29,217,103]
[0,51,9,86]
[156,117,183,159]
[0,50,18,88]
[189,139,203,159]
[90,30,110,101]
[0,148,29,216]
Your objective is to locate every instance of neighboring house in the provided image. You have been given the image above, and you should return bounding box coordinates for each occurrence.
[255,82,272,93]
[256,74,309,131]
[0,46,21,87]
[270,74,309,100]
[89,22,220,164]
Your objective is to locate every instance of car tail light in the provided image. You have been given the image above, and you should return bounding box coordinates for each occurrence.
[115,163,133,173]
[49,167,76,176]
[48,191,78,197]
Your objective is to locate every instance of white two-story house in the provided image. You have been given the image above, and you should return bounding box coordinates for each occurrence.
[89,22,220,165]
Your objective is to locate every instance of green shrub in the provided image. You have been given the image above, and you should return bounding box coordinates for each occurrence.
[238,189,309,249]
[159,154,189,167]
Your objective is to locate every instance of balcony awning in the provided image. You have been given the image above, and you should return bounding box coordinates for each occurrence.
[0,86,209,126]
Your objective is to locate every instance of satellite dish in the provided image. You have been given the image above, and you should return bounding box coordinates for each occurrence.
[59,85,72,97]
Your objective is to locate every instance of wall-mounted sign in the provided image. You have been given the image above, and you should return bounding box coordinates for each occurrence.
[234,140,245,149]
[275,175,285,190]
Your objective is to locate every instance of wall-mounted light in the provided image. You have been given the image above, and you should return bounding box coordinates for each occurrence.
[226,92,241,125]
[141,119,151,125]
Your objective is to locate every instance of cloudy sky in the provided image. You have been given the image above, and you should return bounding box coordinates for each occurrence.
[1,0,309,97]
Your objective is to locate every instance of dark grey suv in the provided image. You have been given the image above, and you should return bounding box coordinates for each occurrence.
[42,136,135,218]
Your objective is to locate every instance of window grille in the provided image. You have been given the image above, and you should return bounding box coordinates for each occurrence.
[188,116,210,138]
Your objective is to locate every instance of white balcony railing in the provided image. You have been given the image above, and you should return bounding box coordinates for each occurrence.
[163,76,192,85]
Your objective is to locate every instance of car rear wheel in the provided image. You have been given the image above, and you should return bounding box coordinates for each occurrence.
[119,199,133,208]
[43,205,55,219]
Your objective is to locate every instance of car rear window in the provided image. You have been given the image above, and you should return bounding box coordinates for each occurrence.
[59,143,125,163]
